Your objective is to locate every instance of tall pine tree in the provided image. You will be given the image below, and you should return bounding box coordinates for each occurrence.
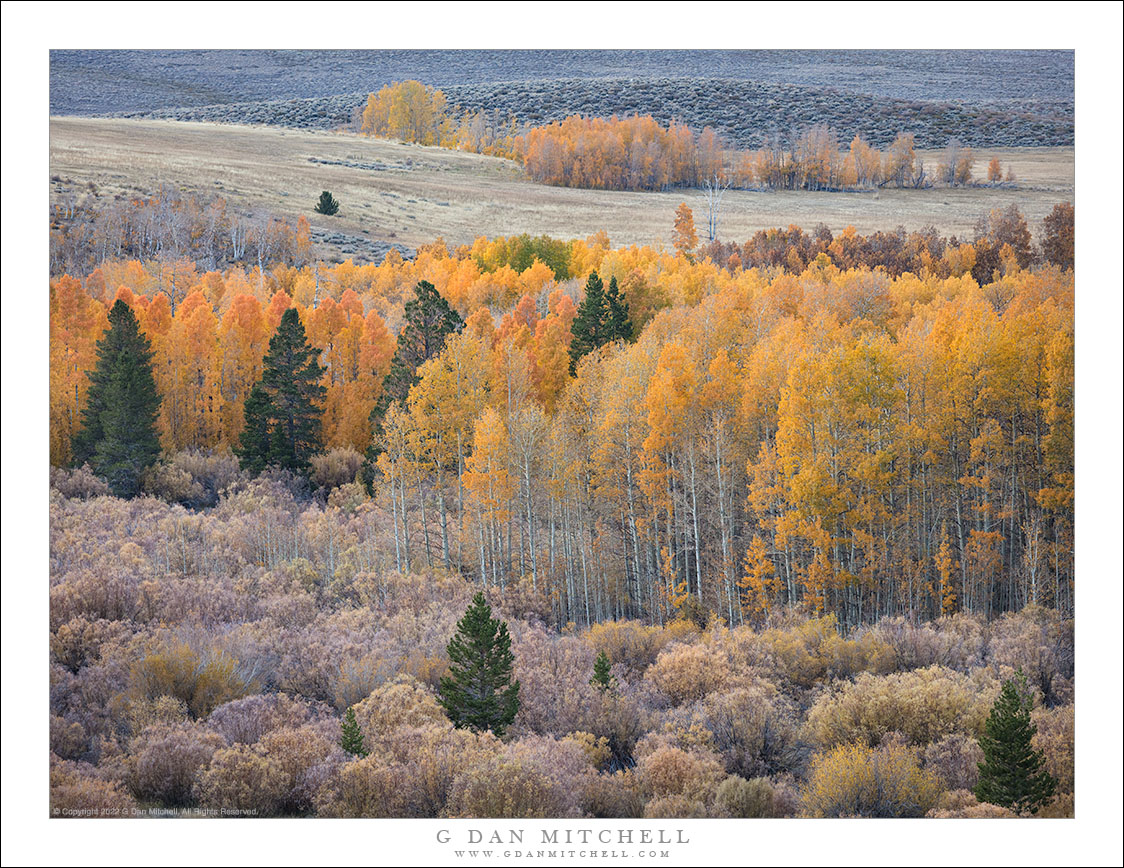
[375,280,464,422]
[569,270,608,374]
[235,382,274,476]
[235,307,326,475]
[72,299,162,498]
[437,592,521,736]
[605,275,634,343]
[364,280,463,481]
[974,670,1057,814]
[569,271,634,375]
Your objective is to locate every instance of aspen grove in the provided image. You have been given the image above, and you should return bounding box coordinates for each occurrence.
[51,213,1074,630]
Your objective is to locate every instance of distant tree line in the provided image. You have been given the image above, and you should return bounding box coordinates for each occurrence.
[696,202,1074,285]
[353,81,1020,195]
[49,185,313,278]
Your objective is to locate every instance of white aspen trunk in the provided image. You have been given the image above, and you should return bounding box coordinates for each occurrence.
[436,471,451,570]
[400,471,411,572]
[688,443,703,601]
[389,472,402,572]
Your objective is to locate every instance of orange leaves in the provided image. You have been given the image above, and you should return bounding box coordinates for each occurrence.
[48,239,1073,625]
[49,275,109,465]
[463,406,516,574]
[159,292,221,451]
[522,114,719,191]
[643,342,699,456]
[672,203,698,257]
[739,535,774,621]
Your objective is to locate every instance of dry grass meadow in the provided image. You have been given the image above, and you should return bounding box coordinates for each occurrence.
[50,117,1075,258]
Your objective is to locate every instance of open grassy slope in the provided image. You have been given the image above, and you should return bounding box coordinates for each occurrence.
[50,117,1074,262]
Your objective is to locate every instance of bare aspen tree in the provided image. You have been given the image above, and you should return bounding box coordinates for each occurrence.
[702,171,731,242]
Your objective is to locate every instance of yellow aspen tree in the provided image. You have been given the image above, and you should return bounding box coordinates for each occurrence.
[672,203,698,257]
[463,406,516,588]
[739,535,774,623]
[50,276,109,465]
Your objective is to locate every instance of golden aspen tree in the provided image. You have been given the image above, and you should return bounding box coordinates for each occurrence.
[406,332,491,569]
[217,294,268,446]
[463,407,516,588]
[528,291,576,412]
[672,203,698,257]
[50,276,109,465]
[739,535,774,622]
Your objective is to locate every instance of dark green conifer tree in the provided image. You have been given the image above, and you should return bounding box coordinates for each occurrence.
[340,706,368,758]
[569,270,609,374]
[590,650,616,692]
[72,299,162,497]
[314,190,340,215]
[234,307,326,475]
[605,275,634,342]
[363,280,463,485]
[376,280,464,421]
[235,383,274,476]
[437,592,521,737]
[974,670,1057,814]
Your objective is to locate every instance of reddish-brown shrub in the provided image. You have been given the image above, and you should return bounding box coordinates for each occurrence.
[1032,704,1074,794]
[988,606,1074,706]
[927,789,1015,818]
[635,743,725,804]
[586,770,645,818]
[126,722,226,806]
[257,724,338,814]
[376,724,501,816]
[50,756,136,818]
[695,682,802,777]
[923,734,983,792]
[51,617,132,673]
[207,693,329,745]
[50,465,111,499]
[50,715,89,760]
[512,628,601,736]
[310,448,365,491]
[504,734,600,816]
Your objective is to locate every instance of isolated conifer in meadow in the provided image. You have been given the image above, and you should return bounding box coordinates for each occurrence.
[234,307,326,475]
[974,670,1057,814]
[314,190,340,215]
[437,592,521,737]
[340,707,367,758]
[72,299,162,497]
